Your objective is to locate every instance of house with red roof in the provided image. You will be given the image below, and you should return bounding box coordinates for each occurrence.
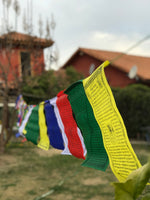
[62,47,150,88]
[0,31,53,88]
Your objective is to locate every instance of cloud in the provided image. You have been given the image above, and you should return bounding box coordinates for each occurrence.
[50,0,150,68]
[1,0,150,70]
[88,31,150,56]
[58,31,150,69]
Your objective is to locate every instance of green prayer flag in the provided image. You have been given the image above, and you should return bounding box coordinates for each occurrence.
[24,105,39,145]
[65,80,109,171]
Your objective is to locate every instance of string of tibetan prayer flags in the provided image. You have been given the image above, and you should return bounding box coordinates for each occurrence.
[16,60,142,182]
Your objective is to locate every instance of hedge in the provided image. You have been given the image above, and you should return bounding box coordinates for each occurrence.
[112,84,150,139]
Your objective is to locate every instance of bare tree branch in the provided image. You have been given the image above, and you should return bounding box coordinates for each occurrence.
[13,0,20,31]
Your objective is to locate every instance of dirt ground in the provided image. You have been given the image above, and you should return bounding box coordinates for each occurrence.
[0,142,149,200]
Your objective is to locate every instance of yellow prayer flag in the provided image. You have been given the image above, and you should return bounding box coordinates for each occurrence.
[83,60,141,182]
[38,102,50,150]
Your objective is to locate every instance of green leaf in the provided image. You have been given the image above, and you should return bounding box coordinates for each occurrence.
[127,161,150,199]
[113,180,134,200]
[112,160,150,200]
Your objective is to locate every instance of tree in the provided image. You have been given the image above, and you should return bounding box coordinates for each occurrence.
[22,66,84,105]
[112,84,150,139]
[0,0,56,154]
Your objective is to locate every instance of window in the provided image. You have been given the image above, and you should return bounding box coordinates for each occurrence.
[21,52,31,76]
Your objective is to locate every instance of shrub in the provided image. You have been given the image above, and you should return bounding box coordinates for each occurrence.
[112,84,150,139]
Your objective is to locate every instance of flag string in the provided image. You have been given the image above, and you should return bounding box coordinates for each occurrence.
[109,34,150,64]
[15,34,150,199]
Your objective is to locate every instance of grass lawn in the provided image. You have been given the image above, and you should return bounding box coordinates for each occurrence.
[0,140,149,200]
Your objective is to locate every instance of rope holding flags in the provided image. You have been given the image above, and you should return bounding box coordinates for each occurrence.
[16,60,142,183]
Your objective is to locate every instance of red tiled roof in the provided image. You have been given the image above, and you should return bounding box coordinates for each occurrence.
[63,47,150,81]
[0,32,54,48]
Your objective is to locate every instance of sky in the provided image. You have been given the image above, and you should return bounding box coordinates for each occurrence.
[1,0,150,70]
